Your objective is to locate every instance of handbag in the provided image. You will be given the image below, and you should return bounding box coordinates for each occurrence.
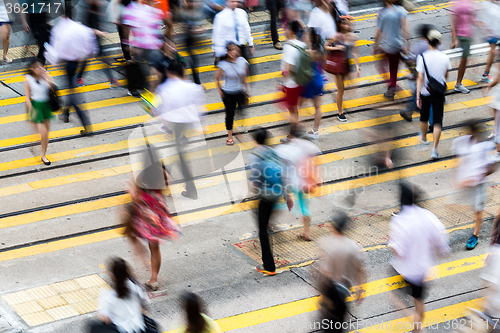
[49,85,60,112]
[227,61,249,106]
[325,49,349,75]
[422,56,446,97]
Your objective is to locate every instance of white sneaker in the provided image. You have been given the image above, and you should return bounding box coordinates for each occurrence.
[488,132,495,140]
[419,137,430,146]
[454,83,470,94]
[491,151,500,162]
[305,130,319,140]
[431,148,440,159]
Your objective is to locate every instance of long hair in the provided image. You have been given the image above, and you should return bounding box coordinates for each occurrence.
[28,59,43,78]
[182,292,207,333]
[111,258,131,299]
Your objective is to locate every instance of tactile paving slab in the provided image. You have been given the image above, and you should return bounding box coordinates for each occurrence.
[231,186,500,270]
[2,274,110,327]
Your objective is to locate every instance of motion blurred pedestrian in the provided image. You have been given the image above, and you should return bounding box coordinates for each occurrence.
[178,292,221,333]
[325,17,360,122]
[48,3,98,136]
[151,38,186,88]
[20,0,50,63]
[248,128,294,276]
[78,0,122,89]
[122,0,171,95]
[156,59,204,199]
[182,0,204,85]
[416,29,450,159]
[106,0,133,62]
[452,121,496,250]
[266,0,284,50]
[124,149,181,291]
[0,0,12,63]
[215,42,249,146]
[212,0,254,65]
[373,0,408,100]
[245,0,258,11]
[487,59,500,160]
[91,258,150,333]
[477,0,500,84]
[318,211,366,332]
[202,0,225,21]
[389,183,450,333]
[302,28,324,139]
[275,125,321,241]
[308,0,336,40]
[280,20,310,143]
[450,0,477,94]
[24,59,55,166]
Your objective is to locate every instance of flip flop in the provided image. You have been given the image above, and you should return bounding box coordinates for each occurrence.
[3,57,12,63]
[145,281,158,291]
[226,139,234,146]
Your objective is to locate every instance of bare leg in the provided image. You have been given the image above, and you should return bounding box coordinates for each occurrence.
[335,74,345,115]
[312,95,322,131]
[420,121,428,142]
[457,58,468,85]
[485,43,496,75]
[432,124,441,150]
[413,298,425,332]
[474,210,483,237]
[128,236,150,270]
[38,121,50,160]
[148,242,161,284]
[300,216,311,240]
[289,105,299,127]
[0,24,11,61]
[227,129,233,142]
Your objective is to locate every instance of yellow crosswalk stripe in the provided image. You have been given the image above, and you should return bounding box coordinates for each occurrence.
[0,79,477,170]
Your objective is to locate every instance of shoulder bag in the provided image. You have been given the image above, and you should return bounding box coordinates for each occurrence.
[422,55,446,97]
[325,38,349,75]
[49,84,60,112]
[227,60,249,106]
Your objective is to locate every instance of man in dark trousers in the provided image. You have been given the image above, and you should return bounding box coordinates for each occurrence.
[247,128,293,275]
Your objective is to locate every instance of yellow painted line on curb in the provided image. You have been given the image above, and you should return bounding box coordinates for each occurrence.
[0,79,480,172]
[2,63,112,85]
[164,254,486,332]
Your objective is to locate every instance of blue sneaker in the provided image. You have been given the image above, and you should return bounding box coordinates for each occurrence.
[466,235,478,250]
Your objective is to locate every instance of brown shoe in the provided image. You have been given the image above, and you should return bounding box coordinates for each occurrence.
[274,42,283,50]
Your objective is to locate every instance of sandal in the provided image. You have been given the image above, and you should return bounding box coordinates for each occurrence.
[3,57,12,63]
[226,139,234,146]
[297,233,312,242]
[145,281,158,291]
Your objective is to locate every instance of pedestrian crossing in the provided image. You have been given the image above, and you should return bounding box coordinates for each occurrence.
[0,1,499,330]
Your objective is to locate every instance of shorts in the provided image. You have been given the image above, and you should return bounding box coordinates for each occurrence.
[294,190,311,217]
[0,21,12,26]
[389,267,425,300]
[134,48,163,66]
[487,37,499,45]
[30,100,54,123]
[458,36,472,58]
[465,183,487,212]
[284,86,302,110]
[420,94,444,126]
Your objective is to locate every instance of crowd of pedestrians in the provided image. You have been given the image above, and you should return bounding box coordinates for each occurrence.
[5,0,500,331]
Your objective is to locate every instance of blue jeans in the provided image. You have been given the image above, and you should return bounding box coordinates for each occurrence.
[63,61,91,129]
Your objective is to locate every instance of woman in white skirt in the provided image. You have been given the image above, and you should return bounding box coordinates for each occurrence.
[488,64,500,161]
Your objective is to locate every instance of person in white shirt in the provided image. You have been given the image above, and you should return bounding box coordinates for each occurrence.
[477,0,500,83]
[308,0,336,40]
[156,59,205,199]
[93,258,150,333]
[280,20,308,143]
[212,0,254,64]
[452,122,496,250]
[389,183,450,333]
[416,29,451,159]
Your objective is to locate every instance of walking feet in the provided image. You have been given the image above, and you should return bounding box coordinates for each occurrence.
[256,264,276,276]
[145,280,159,291]
[41,156,51,166]
[465,234,478,250]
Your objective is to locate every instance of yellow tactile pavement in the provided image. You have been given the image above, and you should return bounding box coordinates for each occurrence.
[2,274,110,327]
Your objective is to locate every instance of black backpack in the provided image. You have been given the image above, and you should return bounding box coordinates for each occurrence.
[422,55,446,97]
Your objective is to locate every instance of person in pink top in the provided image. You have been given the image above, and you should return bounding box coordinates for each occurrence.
[450,0,477,94]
